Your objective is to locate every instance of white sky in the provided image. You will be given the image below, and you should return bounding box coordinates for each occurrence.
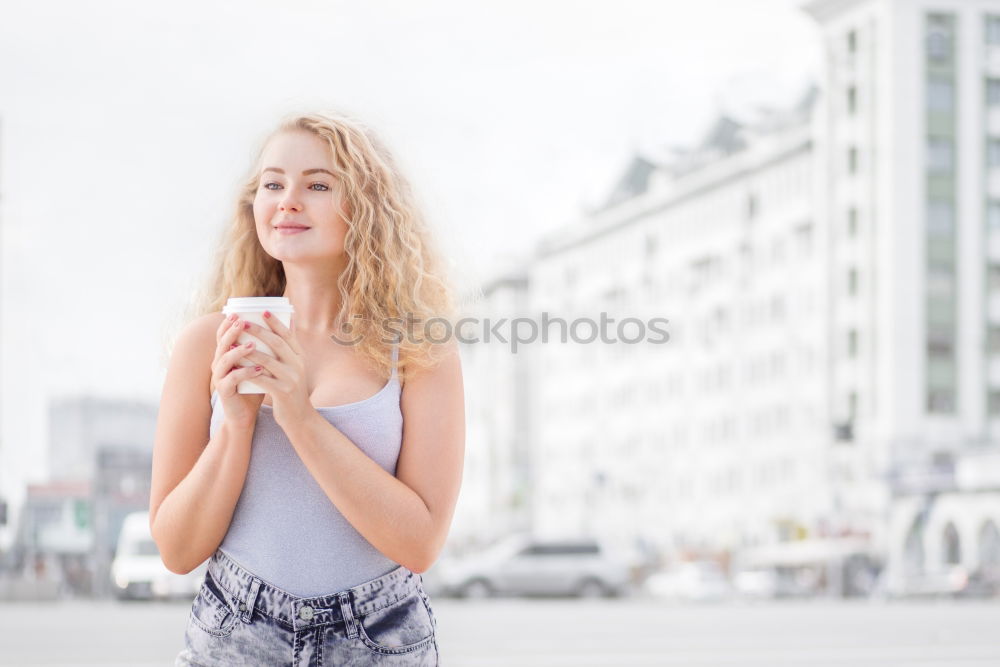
[0,0,819,531]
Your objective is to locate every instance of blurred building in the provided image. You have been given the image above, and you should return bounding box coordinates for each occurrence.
[453,264,535,553]
[530,87,828,561]
[461,0,1000,595]
[6,480,91,598]
[803,0,1000,591]
[48,395,157,481]
[5,396,156,597]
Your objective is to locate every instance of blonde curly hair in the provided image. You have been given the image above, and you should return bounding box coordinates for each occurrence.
[167,109,463,383]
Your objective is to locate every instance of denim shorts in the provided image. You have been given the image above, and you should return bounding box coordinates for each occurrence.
[174,548,439,666]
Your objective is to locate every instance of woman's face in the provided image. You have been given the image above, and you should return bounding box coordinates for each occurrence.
[253,130,350,264]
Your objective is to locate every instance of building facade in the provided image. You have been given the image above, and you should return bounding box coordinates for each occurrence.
[803,0,1000,591]
[529,88,832,563]
[460,0,1000,590]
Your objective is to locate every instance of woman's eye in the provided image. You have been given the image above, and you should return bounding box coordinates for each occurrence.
[262,182,329,191]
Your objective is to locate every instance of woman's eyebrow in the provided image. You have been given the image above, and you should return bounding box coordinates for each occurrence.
[262,167,335,177]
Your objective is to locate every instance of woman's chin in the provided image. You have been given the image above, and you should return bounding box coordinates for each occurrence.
[265,248,342,264]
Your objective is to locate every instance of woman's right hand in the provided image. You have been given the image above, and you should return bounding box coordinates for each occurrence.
[212,314,266,426]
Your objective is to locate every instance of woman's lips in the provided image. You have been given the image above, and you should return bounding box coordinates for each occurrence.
[275,226,310,235]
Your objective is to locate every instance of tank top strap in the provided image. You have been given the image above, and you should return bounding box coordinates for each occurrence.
[390,342,399,380]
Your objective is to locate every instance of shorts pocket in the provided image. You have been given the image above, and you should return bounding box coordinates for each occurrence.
[418,588,438,633]
[189,570,240,638]
[356,590,436,655]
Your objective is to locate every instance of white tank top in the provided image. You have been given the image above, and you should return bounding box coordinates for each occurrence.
[207,343,402,597]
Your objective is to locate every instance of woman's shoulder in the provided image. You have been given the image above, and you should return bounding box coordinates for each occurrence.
[179,312,228,350]
[173,312,227,396]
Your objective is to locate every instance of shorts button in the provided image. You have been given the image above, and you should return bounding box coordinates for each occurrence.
[299,605,314,621]
[239,602,247,611]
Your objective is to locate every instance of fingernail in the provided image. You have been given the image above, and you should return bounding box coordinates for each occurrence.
[243,322,251,329]
[264,311,271,319]
[254,366,262,372]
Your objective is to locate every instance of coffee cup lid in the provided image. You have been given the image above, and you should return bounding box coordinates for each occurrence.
[222,297,295,314]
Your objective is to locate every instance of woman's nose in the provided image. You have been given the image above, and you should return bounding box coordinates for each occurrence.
[279,196,302,212]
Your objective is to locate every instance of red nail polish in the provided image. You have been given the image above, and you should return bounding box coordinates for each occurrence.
[244,322,250,329]
[264,311,271,319]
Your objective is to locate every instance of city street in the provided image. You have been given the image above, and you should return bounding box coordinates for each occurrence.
[1,597,999,666]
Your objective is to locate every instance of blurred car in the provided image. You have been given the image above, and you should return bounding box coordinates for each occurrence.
[731,567,823,600]
[433,533,631,598]
[876,565,1000,600]
[732,568,779,600]
[110,511,206,601]
[871,565,976,600]
[644,560,732,602]
[960,566,1000,599]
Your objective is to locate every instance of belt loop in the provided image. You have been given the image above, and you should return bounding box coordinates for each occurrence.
[338,591,358,638]
[241,577,262,624]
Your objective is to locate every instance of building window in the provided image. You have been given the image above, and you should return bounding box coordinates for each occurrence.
[847,329,858,359]
[928,329,954,356]
[988,78,1000,106]
[981,521,1000,564]
[928,200,954,237]
[928,237,955,267]
[847,29,857,54]
[989,201,1000,230]
[927,268,954,300]
[927,329,955,359]
[989,265,1000,292]
[928,295,954,326]
[987,326,1000,355]
[847,85,857,115]
[989,139,1000,168]
[848,207,859,237]
[927,78,954,112]
[989,390,1000,416]
[927,389,956,414]
[928,138,953,172]
[746,192,757,220]
[848,390,858,420]
[943,523,962,565]
[988,16,1000,45]
[927,16,953,62]
[928,357,956,385]
[848,146,859,174]
[848,267,858,297]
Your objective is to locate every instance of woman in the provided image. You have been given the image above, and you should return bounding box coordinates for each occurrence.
[150,111,465,666]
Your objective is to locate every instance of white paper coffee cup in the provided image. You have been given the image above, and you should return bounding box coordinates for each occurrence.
[221,297,295,394]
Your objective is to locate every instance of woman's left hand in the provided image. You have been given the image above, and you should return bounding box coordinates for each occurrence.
[242,311,312,426]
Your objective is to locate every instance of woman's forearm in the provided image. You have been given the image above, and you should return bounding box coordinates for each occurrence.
[281,409,436,573]
[151,418,256,574]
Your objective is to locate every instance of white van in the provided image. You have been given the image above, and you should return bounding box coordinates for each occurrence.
[110,510,206,600]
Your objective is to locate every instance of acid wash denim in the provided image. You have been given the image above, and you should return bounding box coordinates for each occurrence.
[175,548,440,666]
